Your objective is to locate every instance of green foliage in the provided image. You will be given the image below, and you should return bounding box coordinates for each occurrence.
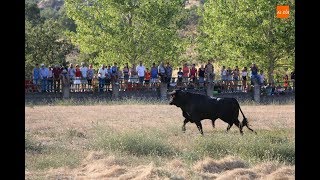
[64,0,186,68]
[25,2,44,25]
[25,17,74,78]
[197,0,295,82]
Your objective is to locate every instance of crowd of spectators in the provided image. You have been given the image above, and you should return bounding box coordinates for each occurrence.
[28,61,295,95]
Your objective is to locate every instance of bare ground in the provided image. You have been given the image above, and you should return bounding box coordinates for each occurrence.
[25,104,295,179]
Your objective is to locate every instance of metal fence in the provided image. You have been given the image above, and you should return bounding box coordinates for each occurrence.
[25,77,295,95]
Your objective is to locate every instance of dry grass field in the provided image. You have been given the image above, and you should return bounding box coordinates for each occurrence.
[25,103,295,179]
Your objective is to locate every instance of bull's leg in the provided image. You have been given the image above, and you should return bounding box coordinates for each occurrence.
[234,119,243,135]
[195,121,204,135]
[212,120,215,128]
[182,119,189,132]
[226,123,233,132]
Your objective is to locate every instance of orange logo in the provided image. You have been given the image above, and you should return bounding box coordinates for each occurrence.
[277,5,289,18]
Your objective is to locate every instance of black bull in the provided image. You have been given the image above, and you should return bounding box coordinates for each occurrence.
[168,90,256,135]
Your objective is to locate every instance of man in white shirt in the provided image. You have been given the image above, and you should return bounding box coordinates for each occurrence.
[136,61,146,85]
[98,64,108,92]
[39,64,49,92]
[80,62,88,91]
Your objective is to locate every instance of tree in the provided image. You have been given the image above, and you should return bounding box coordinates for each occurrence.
[64,0,186,68]
[25,19,74,78]
[197,0,295,82]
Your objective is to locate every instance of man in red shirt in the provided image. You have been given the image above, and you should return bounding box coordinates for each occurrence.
[52,64,62,92]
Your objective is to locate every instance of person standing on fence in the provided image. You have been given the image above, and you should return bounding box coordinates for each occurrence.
[177,67,183,87]
[111,62,119,84]
[39,64,49,92]
[158,62,166,83]
[47,66,54,92]
[221,65,227,91]
[232,66,240,91]
[74,64,82,92]
[123,63,130,90]
[87,64,94,91]
[205,60,214,84]
[241,67,248,92]
[250,63,259,85]
[198,65,205,87]
[150,63,158,89]
[182,63,189,86]
[144,68,151,87]
[52,64,62,92]
[68,63,76,90]
[189,64,197,87]
[80,62,88,92]
[136,61,146,85]
[32,63,41,92]
[165,62,173,88]
[106,65,112,91]
[130,63,138,84]
[98,64,107,92]
[290,70,295,91]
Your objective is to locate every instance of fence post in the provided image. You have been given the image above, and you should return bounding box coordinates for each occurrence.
[159,82,168,100]
[61,75,70,99]
[253,78,260,103]
[206,75,214,97]
[112,81,120,99]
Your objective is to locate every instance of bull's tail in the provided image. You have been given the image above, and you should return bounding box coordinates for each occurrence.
[238,104,257,134]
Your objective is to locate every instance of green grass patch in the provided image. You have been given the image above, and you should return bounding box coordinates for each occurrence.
[26,145,84,170]
[192,129,294,165]
[91,129,177,157]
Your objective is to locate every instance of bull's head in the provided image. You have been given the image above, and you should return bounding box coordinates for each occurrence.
[168,89,182,107]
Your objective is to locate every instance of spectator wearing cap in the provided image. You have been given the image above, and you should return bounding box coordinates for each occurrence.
[39,64,49,92]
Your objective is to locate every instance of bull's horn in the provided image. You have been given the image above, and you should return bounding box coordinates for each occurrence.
[168,90,176,95]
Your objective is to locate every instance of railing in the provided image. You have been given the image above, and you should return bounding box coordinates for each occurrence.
[25,77,295,95]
